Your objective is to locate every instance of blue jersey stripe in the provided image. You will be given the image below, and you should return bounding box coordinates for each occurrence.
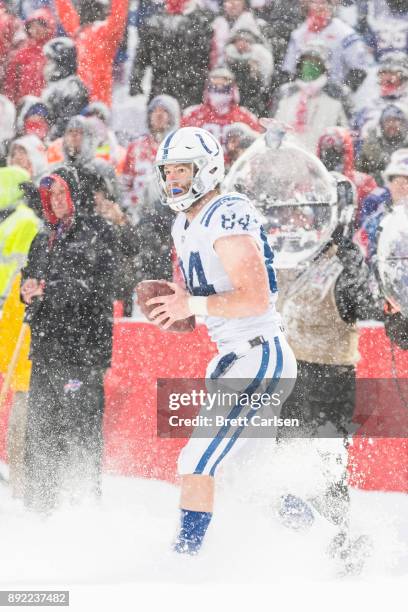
[193,341,270,475]
[208,336,283,476]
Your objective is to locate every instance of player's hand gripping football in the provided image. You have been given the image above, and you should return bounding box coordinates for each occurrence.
[147,281,191,329]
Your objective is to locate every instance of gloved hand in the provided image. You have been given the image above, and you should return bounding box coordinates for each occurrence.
[334,237,364,266]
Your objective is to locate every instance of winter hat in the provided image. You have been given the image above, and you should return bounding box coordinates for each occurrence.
[82,101,112,125]
[8,135,48,179]
[225,122,258,148]
[63,115,98,164]
[228,29,258,45]
[43,37,77,81]
[209,66,236,83]
[90,164,120,202]
[25,9,56,41]
[298,42,329,67]
[148,95,181,131]
[39,166,79,225]
[17,96,49,136]
[384,148,408,181]
[378,52,408,80]
[24,103,49,121]
[380,104,408,124]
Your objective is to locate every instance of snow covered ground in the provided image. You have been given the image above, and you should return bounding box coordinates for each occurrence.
[0,446,406,611]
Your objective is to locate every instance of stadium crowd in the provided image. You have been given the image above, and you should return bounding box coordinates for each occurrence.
[0,0,408,515]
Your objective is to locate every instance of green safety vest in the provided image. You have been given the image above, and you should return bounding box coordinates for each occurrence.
[0,203,40,302]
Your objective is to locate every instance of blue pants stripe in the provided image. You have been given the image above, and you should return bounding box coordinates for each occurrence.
[193,342,271,475]
[208,336,284,477]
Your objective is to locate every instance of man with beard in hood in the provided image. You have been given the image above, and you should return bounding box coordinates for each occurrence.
[357,103,408,187]
[3,9,55,104]
[42,37,89,141]
[317,127,377,228]
[181,67,262,160]
[122,95,180,215]
[20,165,116,513]
[54,0,128,106]
[55,115,119,216]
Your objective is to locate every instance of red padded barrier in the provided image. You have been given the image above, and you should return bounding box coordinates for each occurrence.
[1,321,407,492]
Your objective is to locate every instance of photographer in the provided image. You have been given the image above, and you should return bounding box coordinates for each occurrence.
[21,165,116,513]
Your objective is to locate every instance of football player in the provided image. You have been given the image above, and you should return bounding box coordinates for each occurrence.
[147,127,297,554]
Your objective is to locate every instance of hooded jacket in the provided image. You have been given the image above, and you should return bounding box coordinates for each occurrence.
[316,127,378,227]
[274,77,349,153]
[0,3,23,84]
[225,28,274,116]
[43,75,89,141]
[211,10,269,69]
[55,0,128,106]
[129,4,214,109]
[0,94,16,164]
[0,166,40,304]
[122,95,181,211]
[3,9,55,104]
[8,135,48,180]
[357,103,408,186]
[21,166,116,366]
[48,115,119,215]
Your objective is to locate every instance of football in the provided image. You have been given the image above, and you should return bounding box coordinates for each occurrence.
[136,280,196,333]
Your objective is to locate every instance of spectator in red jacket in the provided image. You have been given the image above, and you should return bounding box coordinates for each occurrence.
[181,67,262,159]
[3,9,55,105]
[0,1,24,88]
[54,0,128,107]
[317,127,378,228]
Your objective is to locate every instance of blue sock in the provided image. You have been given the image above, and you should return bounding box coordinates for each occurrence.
[173,509,213,555]
[279,494,315,530]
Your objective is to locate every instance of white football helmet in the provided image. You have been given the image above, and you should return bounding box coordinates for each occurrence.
[155,127,225,212]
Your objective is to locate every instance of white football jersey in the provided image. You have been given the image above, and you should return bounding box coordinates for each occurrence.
[172,192,283,350]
